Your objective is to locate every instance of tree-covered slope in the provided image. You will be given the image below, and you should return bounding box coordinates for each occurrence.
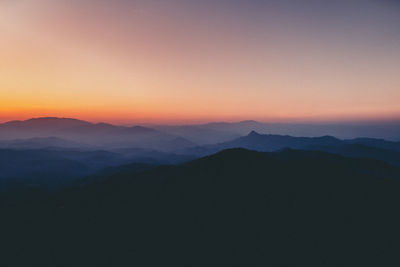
[1,149,400,266]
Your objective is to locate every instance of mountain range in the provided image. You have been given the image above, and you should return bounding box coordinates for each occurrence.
[153,119,400,143]
[184,131,400,167]
[1,117,400,189]
[0,117,195,151]
[1,117,399,148]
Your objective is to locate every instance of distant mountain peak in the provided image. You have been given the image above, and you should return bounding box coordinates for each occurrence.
[26,117,86,122]
[248,130,261,137]
[21,117,92,127]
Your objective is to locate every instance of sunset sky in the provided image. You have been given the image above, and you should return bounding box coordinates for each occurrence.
[1,0,400,124]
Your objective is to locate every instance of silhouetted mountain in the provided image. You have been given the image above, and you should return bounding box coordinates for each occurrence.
[1,149,400,266]
[0,117,196,151]
[184,131,400,167]
[195,120,400,141]
[224,131,343,151]
[0,117,91,136]
[149,120,400,145]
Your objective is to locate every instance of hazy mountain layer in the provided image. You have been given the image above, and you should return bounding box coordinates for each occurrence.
[0,148,194,190]
[0,117,195,151]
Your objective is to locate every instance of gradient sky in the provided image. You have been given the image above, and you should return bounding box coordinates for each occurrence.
[1,0,400,124]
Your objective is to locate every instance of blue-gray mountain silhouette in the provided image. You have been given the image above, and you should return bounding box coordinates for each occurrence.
[0,117,195,151]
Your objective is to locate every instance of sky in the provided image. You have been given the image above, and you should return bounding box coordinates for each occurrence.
[1,0,400,124]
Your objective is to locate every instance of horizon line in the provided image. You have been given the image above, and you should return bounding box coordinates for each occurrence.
[1,116,399,126]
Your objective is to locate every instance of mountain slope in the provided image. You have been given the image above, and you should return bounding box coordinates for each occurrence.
[2,149,400,266]
[345,137,400,152]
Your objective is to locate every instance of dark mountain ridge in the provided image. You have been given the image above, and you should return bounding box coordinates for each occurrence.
[184,131,400,167]
[2,148,400,266]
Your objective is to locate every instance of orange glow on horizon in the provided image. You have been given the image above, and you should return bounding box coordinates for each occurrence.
[1,105,399,125]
